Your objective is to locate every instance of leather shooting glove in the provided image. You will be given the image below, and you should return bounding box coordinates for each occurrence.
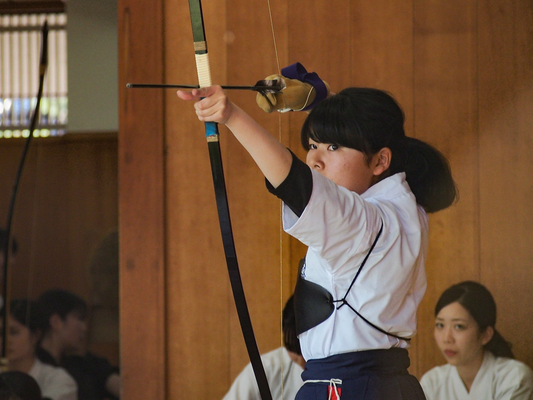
[256,62,330,113]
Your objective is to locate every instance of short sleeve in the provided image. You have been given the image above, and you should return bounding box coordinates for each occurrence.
[266,150,312,217]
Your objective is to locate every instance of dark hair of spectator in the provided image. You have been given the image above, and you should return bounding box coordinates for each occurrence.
[37,289,88,333]
[9,299,45,336]
[0,371,42,400]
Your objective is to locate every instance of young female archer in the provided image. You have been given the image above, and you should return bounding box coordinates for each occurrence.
[177,64,457,400]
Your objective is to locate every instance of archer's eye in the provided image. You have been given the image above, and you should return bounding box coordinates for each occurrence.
[328,144,338,151]
[308,143,317,150]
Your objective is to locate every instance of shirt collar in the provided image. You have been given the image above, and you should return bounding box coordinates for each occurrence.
[361,172,409,201]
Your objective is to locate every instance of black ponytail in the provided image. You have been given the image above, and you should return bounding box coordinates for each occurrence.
[403,137,458,213]
[485,329,515,359]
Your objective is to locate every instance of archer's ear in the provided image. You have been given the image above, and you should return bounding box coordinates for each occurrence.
[372,147,392,176]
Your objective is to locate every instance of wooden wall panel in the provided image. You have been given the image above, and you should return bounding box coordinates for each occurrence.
[164,1,233,398]
[478,0,533,368]
[350,1,414,112]
[0,135,118,300]
[412,0,480,377]
[118,0,166,399]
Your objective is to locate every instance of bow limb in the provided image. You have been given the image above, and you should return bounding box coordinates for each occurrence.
[186,2,273,400]
[1,21,49,365]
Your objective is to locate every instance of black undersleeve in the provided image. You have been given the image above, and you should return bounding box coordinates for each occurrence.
[266,150,313,217]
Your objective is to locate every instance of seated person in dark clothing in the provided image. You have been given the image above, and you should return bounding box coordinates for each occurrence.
[35,289,120,400]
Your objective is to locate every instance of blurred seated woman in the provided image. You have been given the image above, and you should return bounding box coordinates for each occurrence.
[7,299,77,400]
[420,281,533,399]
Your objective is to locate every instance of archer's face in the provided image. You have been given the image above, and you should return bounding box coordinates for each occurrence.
[306,140,376,194]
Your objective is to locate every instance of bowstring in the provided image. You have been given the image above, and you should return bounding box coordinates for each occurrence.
[267,0,281,76]
[266,1,285,399]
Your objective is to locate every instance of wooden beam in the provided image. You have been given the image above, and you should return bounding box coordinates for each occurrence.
[0,1,65,15]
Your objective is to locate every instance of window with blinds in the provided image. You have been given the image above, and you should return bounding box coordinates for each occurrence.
[0,12,67,138]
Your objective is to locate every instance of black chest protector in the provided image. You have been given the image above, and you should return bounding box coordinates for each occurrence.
[293,222,411,342]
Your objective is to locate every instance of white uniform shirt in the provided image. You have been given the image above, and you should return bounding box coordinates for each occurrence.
[283,171,428,361]
[222,347,304,400]
[420,351,533,400]
[29,358,78,400]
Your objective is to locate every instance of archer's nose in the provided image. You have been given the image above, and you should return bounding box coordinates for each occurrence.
[307,152,324,171]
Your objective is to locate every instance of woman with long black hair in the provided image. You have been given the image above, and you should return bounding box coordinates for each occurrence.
[421,281,533,399]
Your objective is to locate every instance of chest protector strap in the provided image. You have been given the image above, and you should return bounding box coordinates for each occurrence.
[294,222,410,341]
